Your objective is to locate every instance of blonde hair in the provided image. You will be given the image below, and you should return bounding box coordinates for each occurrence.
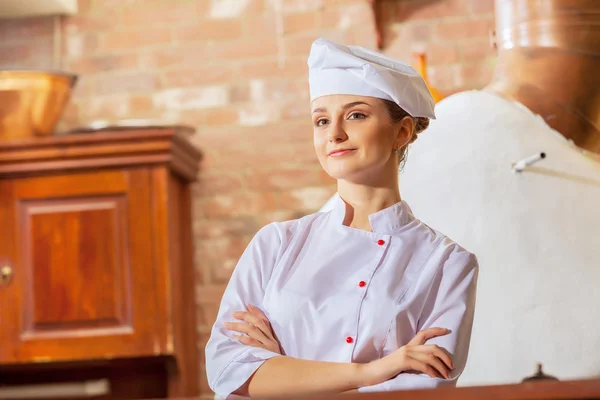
[381,99,430,168]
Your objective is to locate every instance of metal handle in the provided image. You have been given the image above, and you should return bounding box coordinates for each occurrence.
[0,265,13,285]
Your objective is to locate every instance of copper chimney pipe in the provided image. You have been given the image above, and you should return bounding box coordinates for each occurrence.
[485,0,600,155]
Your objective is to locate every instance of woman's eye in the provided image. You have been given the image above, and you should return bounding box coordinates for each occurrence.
[315,119,329,127]
[348,112,367,120]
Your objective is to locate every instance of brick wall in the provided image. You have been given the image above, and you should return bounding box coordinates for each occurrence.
[0,0,496,395]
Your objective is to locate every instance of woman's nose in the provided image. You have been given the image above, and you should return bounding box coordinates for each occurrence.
[328,121,347,142]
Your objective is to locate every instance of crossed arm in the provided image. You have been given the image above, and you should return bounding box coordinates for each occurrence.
[226,305,454,398]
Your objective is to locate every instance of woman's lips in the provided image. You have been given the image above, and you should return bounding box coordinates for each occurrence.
[328,149,356,157]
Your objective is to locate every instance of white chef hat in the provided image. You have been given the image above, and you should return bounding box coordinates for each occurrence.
[307,37,436,119]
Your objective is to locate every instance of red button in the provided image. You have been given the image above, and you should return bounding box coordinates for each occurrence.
[377,239,385,246]
[358,281,366,287]
[346,336,354,343]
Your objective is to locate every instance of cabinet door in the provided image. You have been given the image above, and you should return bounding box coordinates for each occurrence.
[0,169,158,364]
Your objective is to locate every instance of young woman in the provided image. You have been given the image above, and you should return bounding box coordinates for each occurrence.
[205,37,479,399]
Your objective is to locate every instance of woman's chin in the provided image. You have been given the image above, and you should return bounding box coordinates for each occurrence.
[324,166,365,182]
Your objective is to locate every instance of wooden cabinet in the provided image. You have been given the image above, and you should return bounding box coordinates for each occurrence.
[0,127,202,399]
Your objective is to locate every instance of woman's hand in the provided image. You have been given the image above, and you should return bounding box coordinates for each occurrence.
[224,304,283,354]
[362,327,454,386]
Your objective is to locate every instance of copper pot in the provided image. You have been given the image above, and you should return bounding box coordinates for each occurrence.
[0,70,78,141]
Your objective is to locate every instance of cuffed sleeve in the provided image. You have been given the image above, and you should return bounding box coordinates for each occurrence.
[358,245,479,393]
[205,223,285,399]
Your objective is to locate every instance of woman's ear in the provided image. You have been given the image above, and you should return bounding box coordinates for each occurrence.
[394,116,414,149]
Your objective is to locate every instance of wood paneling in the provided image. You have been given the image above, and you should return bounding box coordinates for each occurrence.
[0,127,202,398]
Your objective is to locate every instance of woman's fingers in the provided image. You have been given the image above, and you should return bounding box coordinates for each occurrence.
[234,334,266,349]
[408,327,451,346]
[232,310,274,340]
[414,345,454,370]
[225,322,270,344]
[405,359,439,379]
[247,305,275,335]
[248,304,269,323]
[409,350,451,379]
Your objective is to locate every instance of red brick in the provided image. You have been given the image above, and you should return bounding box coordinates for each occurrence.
[197,192,280,218]
[347,26,379,49]
[459,40,496,62]
[102,27,172,51]
[270,122,313,145]
[237,58,307,80]
[281,185,336,212]
[120,1,202,26]
[0,40,52,68]
[229,84,250,104]
[200,0,264,18]
[139,47,189,69]
[196,284,227,305]
[426,43,459,65]
[238,102,282,127]
[71,75,97,98]
[211,37,278,60]
[459,62,494,88]
[283,31,346,57]
[280,99,312,120]
[213,142,318,170]
[245,167,334,191]
[398,0,467,21]
[283,12,318,34]
[190,127,240,151]
[198,304,220,329]
[174,19,244,42]
[63,32,101,60]
[193,218,259,239]
[384,33,422,65]
[152,85,230,111]
[198,236,251,262]
[255,210,307,225]
[237,59,281,79]
[67,53,139,74]
[216,121,312,149]
[390,22,432,46]
[333,0,369,5]
[238,78,309,104]
[93,73,160,95]
[318,8,344,30]
[243,15,278,37]
[161,65,237,88]
[434,17,495,41]
[0,17,53,41]
[200,257,232,284]
[129,95,155,116]
[62,12,119,34]
[268,0,324,14]
[77,94,134,121]
[469,0,495,15]
[428,64,461,91]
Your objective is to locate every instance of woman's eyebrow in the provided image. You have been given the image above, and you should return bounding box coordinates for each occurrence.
[312,101,372,114]
[343,101,372,109]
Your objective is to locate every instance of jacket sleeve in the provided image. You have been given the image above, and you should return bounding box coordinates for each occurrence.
[358,245,479,393]
[205,223,285,399]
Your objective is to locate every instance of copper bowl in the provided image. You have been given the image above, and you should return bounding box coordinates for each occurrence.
[0,69,78,141]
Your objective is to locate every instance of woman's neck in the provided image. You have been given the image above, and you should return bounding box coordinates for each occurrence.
[337,180,401,232]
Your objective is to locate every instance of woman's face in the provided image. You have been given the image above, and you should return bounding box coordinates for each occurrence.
[311,94,411,183]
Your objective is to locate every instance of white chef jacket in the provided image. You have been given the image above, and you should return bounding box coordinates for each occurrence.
[205,195,479,398]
